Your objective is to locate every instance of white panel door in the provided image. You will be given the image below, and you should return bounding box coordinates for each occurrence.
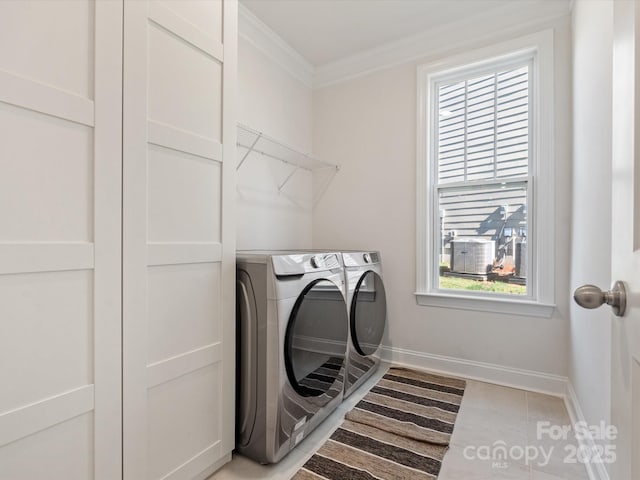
[609,1,640,478]
[0,1,122,479]
[123,1,237,479]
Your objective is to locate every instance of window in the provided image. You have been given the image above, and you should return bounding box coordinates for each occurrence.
[437,61,531,294]
[416,31,555,317]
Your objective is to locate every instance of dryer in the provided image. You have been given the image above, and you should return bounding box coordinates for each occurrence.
[342,251,387,398]
[236,251,349,464]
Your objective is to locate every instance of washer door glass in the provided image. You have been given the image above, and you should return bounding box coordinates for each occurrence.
[351,271,387,356]
[285,279,348,397]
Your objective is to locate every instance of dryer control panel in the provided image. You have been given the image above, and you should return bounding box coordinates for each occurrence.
[343,251,381,268]
[272,252,342,275]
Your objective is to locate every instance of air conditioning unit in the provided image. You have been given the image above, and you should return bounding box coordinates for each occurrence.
[450,239,495,275]
[515,240,527,278]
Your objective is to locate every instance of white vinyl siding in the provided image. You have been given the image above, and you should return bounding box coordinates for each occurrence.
[437,64,530,183]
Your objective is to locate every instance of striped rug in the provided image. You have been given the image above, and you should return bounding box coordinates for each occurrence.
[293,367,466,479]
[292,419,447,480]
[345,367,466,445]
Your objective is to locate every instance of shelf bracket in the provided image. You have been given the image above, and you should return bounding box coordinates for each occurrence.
[236,124,341,202]
[278,165,300,192]
[236,133,261,171]
[313,165,340,208]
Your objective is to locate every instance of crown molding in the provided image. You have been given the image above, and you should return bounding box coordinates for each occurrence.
[238,1,570,90]
[313,0,571,89]
[238,3,314,88]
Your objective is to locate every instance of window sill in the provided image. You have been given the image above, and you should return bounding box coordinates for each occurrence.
[414,291,555,318]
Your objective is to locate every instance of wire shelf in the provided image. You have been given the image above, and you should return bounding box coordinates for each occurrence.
[236,124,340,199]
[236,124,339,173]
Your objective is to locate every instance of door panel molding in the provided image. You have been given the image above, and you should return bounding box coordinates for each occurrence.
[147,343,222,389]
[123,1,235,478]
[160,442,222,480]
[0,385,94,448]
[92,1,124,478]
[0,69,94,126]
[147,242,222,266]
[148,120,223,162]
[0,3,122,477]
[220,0,238,457]
[0,243,94,274]
[148,3,224,62]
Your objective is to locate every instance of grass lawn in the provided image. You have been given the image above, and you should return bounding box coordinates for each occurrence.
[439,275,527,295]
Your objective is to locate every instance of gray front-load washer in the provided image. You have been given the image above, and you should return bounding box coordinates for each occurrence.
[236,251,348,464]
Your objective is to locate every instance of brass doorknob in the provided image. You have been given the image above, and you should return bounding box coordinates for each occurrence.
[573,281,626,317]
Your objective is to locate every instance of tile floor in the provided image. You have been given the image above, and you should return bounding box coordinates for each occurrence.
[210,364,590,480]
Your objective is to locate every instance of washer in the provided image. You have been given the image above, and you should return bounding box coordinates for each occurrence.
[236,251,349,464]
[342,251,387,398]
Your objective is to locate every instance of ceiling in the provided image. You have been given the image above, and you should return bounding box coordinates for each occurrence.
[240,0,528,67]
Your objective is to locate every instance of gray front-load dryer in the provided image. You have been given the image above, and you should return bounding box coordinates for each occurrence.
[236,251,348,464]
[342,251,387,398]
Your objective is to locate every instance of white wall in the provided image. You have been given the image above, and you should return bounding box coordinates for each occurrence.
[313,19,572,385]
[236,35,314,250]
[570,0,613,435]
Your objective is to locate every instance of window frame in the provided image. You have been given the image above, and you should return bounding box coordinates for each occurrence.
[415,30,555,318]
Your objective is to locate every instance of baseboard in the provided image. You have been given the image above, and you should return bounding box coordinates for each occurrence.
[564,382,611,480]
[380,346,610,479]
[380,346,568,396]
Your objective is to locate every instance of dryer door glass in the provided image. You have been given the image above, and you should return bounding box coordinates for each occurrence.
[285,279,348,397]
[351,271,387,356]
